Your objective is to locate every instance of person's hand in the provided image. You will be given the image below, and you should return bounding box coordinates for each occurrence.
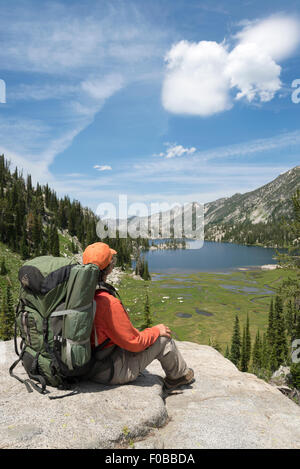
[155,324,172,338]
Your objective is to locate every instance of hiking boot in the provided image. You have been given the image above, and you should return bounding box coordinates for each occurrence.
[163,368,195,390]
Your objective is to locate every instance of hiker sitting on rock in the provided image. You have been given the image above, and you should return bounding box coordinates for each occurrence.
[83,242,194,390]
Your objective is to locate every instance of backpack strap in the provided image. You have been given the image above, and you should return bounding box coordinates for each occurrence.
[97,281,120,298]
[9,352,33,394]
[8,344,49,395]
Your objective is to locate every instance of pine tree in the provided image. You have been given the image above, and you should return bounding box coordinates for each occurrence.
[32,213,42,256]
[252,329,262,373]
[20,232,29,260]
[230,314,241,368]
[142,260,151,281]
[49,224,60,257]
[224,344,230,359]
[271,296,288,371]
[0,285,15,340]
[240,315,251,372]
[267,298,275,348]
[286,299,294,338]
[141,288,153,330]
[70,240,78,254]
[261,332,270,372]
[240,326,247,372]
[0,258,8,275]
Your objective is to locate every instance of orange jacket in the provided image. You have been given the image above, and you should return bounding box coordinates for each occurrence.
[91,290,160,352]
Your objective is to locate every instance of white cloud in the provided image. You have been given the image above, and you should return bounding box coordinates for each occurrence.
[225,43,281,102]
[162,14,300,115]
[162,40,232,116]
[235,14,300,61]
[157,143,197,159]
[94,165,112,171]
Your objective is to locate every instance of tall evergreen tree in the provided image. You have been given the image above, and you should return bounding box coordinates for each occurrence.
[0,285,15,340]
[142,260,151,281]
[20,232,30,260]
[224,344,230,359]
[32,213,43,256]
[285,299,294,338]
[252,329,262,373]
[0,258,8,276]
[49,224,60,257]
[271,296,288,371]
[230,314,241,368]
[267,298,275,348]
[240,315,251,372]
[261,332,270,372]
[141,288,153,330]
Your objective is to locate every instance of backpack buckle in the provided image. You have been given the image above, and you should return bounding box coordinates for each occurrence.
[54,335,64,343]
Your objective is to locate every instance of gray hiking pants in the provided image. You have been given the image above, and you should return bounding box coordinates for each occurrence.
[91,337,188,385]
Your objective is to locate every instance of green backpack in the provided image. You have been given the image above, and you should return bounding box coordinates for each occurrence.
[9,255,111,397]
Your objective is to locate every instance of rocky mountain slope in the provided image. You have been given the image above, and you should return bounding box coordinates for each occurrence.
[105,166,300,246]
[204,165,300,226]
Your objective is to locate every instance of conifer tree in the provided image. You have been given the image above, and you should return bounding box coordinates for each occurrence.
[240,315,251,372]
[49,224,60,257]
[285,299,294,338]
[0,258,8,276]
[261,332,270,372]
[20,232,29,260]
[240,326,247,372]
[142,260,151,281]
[230,314,241,367]
[267,298,275,348]
[32,213,42,256]
[70,240,78,254]
[252,330,262,373]
[0,285,15,340]
[141,288,153,330]
[271,296,288,371]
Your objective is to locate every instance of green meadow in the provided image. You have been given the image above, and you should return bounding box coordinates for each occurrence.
[119,267,297,352]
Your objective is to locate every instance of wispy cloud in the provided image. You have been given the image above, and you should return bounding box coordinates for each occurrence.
[149,130,300,171]
[51,128,299,208]
[155,143,196,159]
[94,165,112,171]
[51,162,292,210]
[0,0,169,182]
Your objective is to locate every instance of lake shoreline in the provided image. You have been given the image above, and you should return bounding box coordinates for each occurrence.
[142,240,278,275]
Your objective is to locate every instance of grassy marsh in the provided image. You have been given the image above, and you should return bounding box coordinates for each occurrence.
[119,267,296,351]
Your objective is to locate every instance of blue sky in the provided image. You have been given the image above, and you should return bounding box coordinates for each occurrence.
[0,0,300,214]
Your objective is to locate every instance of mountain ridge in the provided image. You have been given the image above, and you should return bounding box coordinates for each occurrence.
[106,165,300,247]
[204,165,300,226]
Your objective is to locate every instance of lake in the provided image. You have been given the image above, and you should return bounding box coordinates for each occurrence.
[142,241,278,274]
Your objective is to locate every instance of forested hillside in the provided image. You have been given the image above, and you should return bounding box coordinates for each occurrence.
[0,154,149,264]
[225,189,300,391]
[0,154,150,340]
